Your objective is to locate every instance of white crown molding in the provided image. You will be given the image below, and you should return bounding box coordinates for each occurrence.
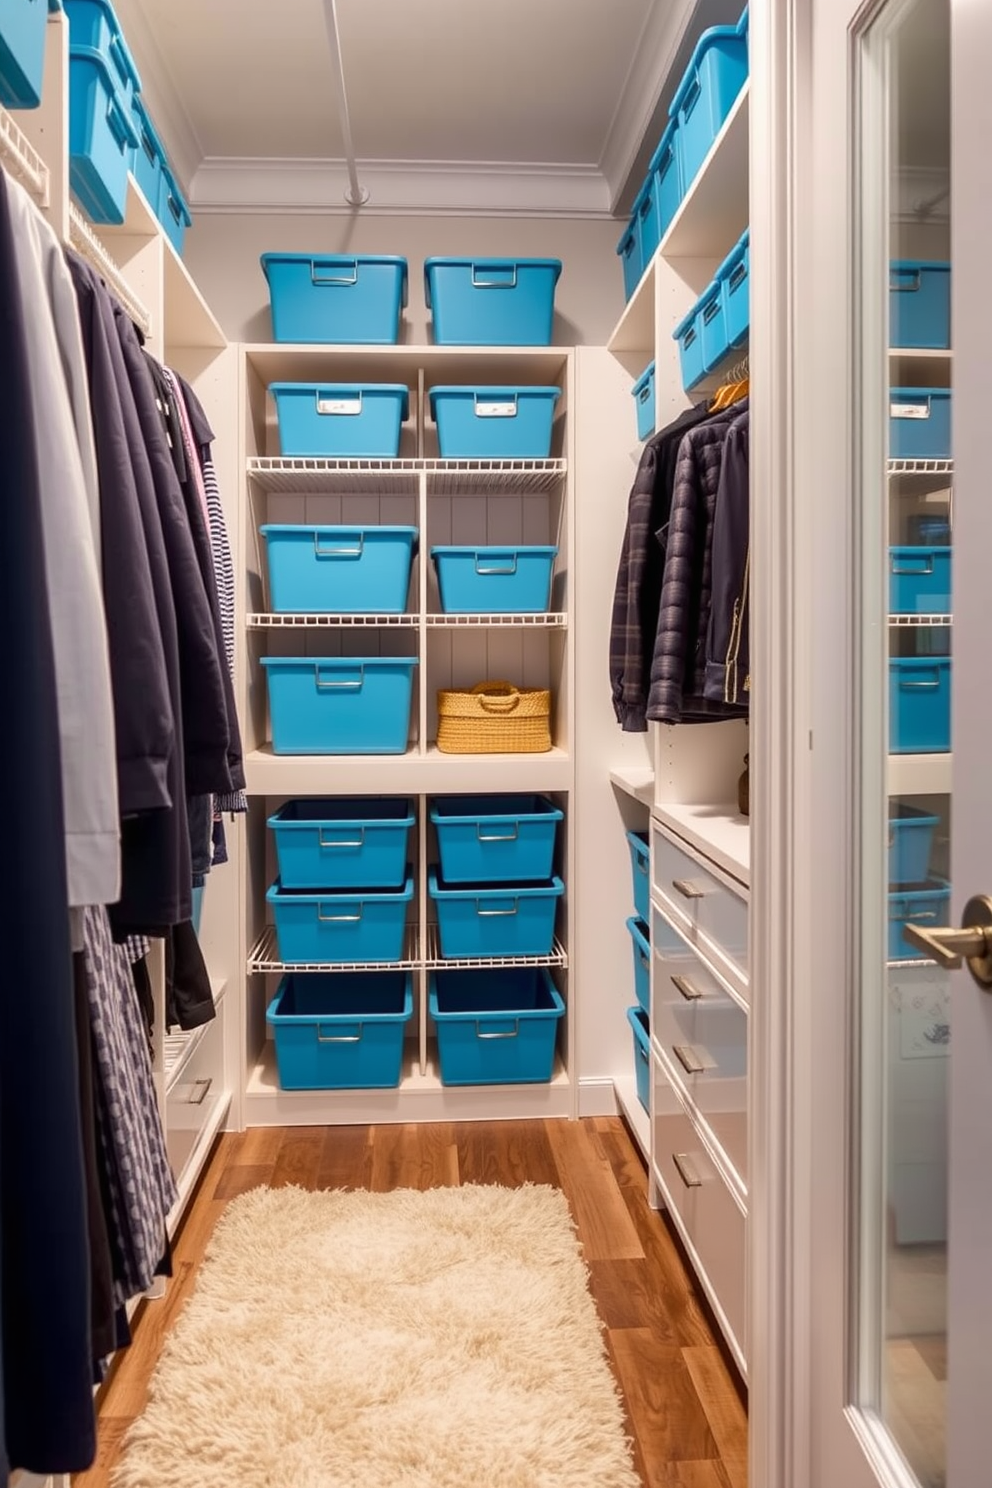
[191,157,613,218]
[895,165,950,223]
[110,0,203,193]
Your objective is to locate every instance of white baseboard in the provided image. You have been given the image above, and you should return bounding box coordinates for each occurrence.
[578,1077,622,1118]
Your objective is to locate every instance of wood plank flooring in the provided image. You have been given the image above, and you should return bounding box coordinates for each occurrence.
[73,1116,747,1488]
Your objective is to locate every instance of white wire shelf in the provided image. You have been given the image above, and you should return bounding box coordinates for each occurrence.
[247,612,419,628]
[423,925,568,970]
[246,457,566,496]
[0,103,49,205]
[428,460,567,495]
[889,613,952,627]
[248,923,420,975]
[68,204,151,336]
[887,459,953,477]
[425,612,567,628]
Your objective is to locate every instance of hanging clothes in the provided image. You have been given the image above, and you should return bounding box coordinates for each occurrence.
[704,410,751,707]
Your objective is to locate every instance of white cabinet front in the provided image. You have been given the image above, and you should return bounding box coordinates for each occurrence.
[650,820,749,996]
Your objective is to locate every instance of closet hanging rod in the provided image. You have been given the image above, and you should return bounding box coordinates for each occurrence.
[0,103,50,207]
[322,0,369,207]
[68,204,152,338]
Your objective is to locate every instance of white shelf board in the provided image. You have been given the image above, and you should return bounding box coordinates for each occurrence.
[652,802,750,887]
[888,753,952,795]
[607,258,655,356]
[889,613,951,627]
[889,347,952,385]
[610,765,655,808]
[243,343,569,386]
[245,744,572,796]
[614,1076,650,1163]
[244,1043,571,1126]
[660,83,750,260]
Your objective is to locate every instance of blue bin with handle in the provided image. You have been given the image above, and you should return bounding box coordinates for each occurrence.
[626,829,650,923]
[627,1005,651,1114]
[270,383,410,458]
[429,385,560,459]
[889,546,952,614]
[267,972,413,1090]
[890,261,950,350]
[267,875,414,964]
[627,916,650,1015]
[130,95,166,211]
[429,868,564,958]
[889,388,952,460]
[430,968,565,1085]
[430,794,563,884]
[261,525,418,614]
[669,23,748,191]
[158,158,192,256]
[888,880,951,962]
[617,217,641,302]
[720,228,750,348]
[647,120,683,250]
[424,257,562,346]
[431,545,557,614]
[260,655,417,755]
[268,798,415,891]
[68,43,139,223]
[673,300,707,390]
[0,0,48,107]
[261,253,409,344]
[631,361,656,442]
[888,805,939,888]
[889,657,951,753]
[700,278,728,373]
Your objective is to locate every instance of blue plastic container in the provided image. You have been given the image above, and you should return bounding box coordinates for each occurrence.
[158,159,191,256]
[890,261,951,350]
[270,383,410,458]
[0,0,47,107]
[429,385,560,459]
[268,798,414,891]
[260,655,417,755]
[627,916,650,1015]
[431,545,557,614]
[627,1005,650,1113]
[669,24,748,191]
[267,972,413,1089]
[632,177,659,280]
[430,794,563,885]
[64,0,140,97]
[430,968,565,1085]
[429,869,564,959]
[424,258,562,346]
[648,119,683,250]
[632,361,656,442]
[721,228,750,348]
[267,875,414,964]
[130,95,165,211]
[888,805,939,887]
[737,3,749,55]
[889,547,952,614]
[889,388,952,460]
[617,218,642,302]
[261,525,417,614]
[888,880,952,962]
[627,829,650,923]
[68,45,138,223]
[699,279,728,374]
[673,300,706,390]
[889,657,952,753]
[261,254,409,345]
[191,884,204,937]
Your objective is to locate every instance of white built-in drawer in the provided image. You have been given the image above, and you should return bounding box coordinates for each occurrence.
[651,819,749,996]
[651,908,748,1191]
[652,1054,747,1371]
[165,1017,225,1188]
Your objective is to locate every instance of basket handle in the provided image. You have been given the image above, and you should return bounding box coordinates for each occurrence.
[472,681,521,714]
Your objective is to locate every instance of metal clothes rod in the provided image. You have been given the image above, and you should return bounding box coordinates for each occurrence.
[68,203,152,338]
[321,0,369,207]
[0,103,50,207]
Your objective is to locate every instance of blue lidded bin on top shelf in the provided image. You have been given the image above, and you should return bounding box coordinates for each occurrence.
[626,916,651,1015]
[130,95,165,210]
[669,22,748,194]
[673,299,707,391]
[889,388,952,460]
[0,0,48,107]
[430,968,565,1086]
[626,830,650,923]
[267,973,414,1090]
[65,0,142,223]
[890,261,951,350]
[158,157,191,256]
[616,218,642,303]
[430,794,563,885]
[429,385,560,459]
[631,361,656,442]
[646,119,683,254]
[627,1005,651,1114]
[267,798,415,891]
[720,228,750,348]
[424,257,562,346]
[261,254,409,345]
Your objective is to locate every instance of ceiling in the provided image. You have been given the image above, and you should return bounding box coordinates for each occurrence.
[111,0,742,217]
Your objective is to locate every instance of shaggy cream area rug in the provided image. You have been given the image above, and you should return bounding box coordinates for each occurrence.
[114,1183,640,1488]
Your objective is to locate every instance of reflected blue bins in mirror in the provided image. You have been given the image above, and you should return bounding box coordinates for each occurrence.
[0,0,48,106]
[269,384,409,459]
[889,657,951,753]
[424,258,562,346]
[626,830,650,923]
[668,23,748,191]
[890,261,951,350]
[130,94,165,210]
[888,805,939,887]
[260,656,417,755]
[908,514,950,546]
[267,972,413,1089]
[889,388,952,460]
[617,218,642,303]
[626,916,651,1015]
[430,794,562,884]
[428,869,564,958]
[268,798,414,891]
[266,875,413,963]
[631,362,656,442]
[721,228,750,348]
[889,546,952,614]
[673,301,706,391]
[627,1006,651,1114]
[158,157,191,255]
[888,880,951,962]
[261,525,418,614]
[431,544,557,613]
[261,254,409,344]
[430,968,565,1085]
[428,385,560,459]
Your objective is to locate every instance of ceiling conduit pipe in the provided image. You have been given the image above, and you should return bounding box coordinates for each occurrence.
[321,0,370,206]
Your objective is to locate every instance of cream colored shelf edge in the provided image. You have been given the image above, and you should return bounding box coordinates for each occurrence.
[610,765,655,808]
[653,802,750,887]
[888,753,952,795]
[245,744,572,796]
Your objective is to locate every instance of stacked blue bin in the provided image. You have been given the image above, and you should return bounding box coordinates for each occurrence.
[887,803,949,963]
[428,794,566,1085]
[673,227,750,391]
[64,0,141,224]
[265,798,416,1089]
[624,829,651,1113]
[0,0,49,107]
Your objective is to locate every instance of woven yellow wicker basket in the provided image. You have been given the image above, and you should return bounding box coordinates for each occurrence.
[436,681,552,754]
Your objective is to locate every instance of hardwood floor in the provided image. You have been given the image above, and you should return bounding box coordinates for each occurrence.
[74,1116,748,1488]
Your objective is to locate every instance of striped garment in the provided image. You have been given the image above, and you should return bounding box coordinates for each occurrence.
[201,451,246,814]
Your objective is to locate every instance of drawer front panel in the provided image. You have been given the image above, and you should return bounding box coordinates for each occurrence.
[651,821,749,991]
[651,908,748,1189]
[165,1019,226,1187]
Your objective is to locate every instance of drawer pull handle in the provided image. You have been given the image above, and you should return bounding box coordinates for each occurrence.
[187,1078,212,1106]
[672,1152,703,1189]
[672,878,705,900]
[671,974,703,1002]
[673,1043,705,1075]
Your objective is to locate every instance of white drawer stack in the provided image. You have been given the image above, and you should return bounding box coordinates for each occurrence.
[648,811,749,1378]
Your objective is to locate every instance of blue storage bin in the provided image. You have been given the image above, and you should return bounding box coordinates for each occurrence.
[631,361,656,442]
[158,159,191,256]
[627,916,650,1016]
[617,218,642,302]
[64,0,140,97]
[627,830,650,923]
[429,868,564,959]
[267,972,413,1090]
[669,24,748,191]
[633,175,660,279]
[430,968,565,1085]
[699,279,728,374]
[0,0,48,107]
[429,385,560,459]
[648,119,683,250]
[737,3,749,54]
[191,884,204,937]
[890,261,951,350]
[889,388,952,460]
[68,45,138,223]
[888,805,939,887]
[260,655,417,755]
[721,228,750,348]
[888,880,951,962]
[889,657,951,754]
[424,257,562,346]
[908,514,951,546]
[889,546,952,614]
[430,794,563,885]
[267,875,414,964]
[431,545,557,614]
[261,254,409,345]
[627,1005,650,1113]
[268,798,414,891]
[261,525,417,614]
[130,95,165,210]
[270,383,410,458]
[673,300,707,390]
